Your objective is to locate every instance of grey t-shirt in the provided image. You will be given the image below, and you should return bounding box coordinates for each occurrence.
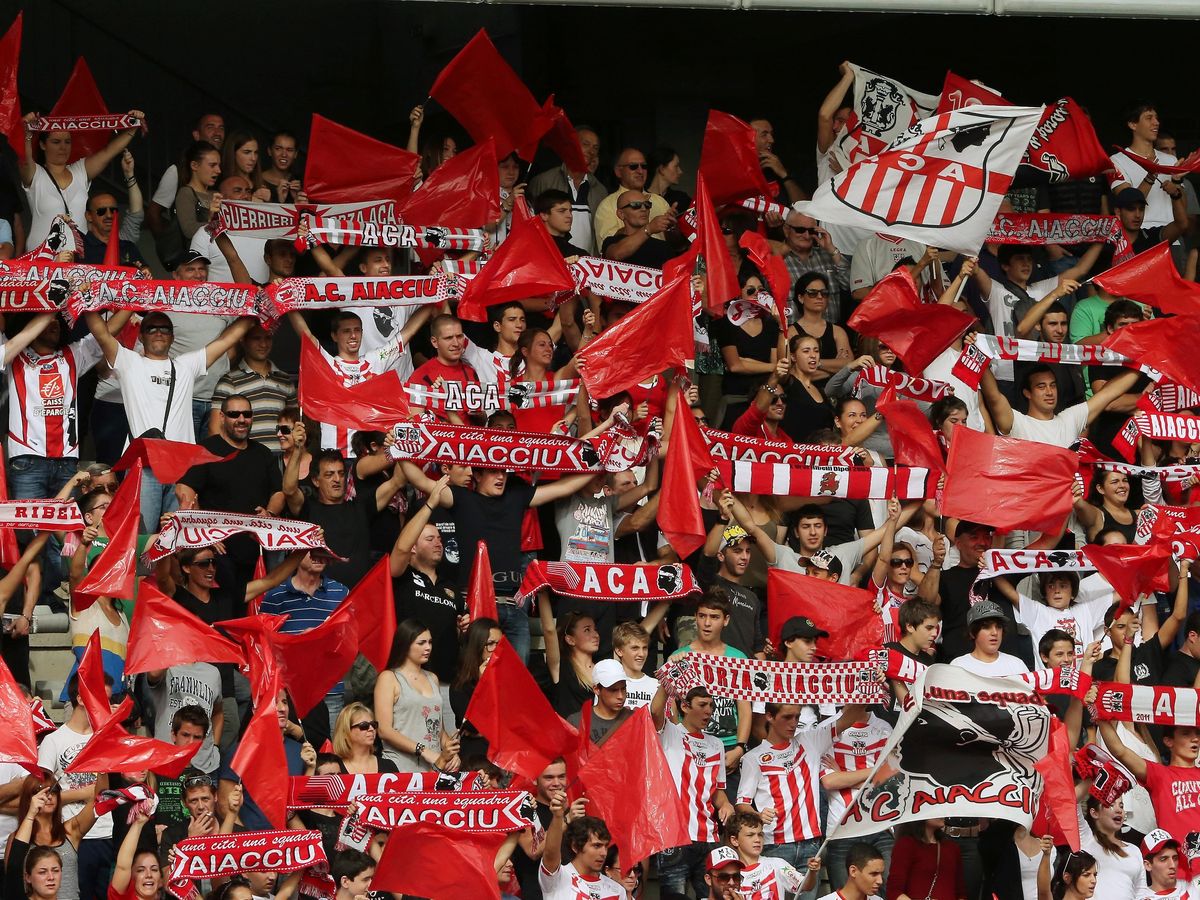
[770,539,865,586]
[555,494,620,564]
[151,662,223,773]
[568,706,633,745]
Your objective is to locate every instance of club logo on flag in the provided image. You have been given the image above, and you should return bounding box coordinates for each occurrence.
[656,565,684,593]
[862,78,906,137]
[818,470,841,496]
[392,423,423,457]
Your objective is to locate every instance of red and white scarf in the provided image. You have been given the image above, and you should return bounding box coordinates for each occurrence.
[725,296,775,326]
[294,214,417,250]
[27,113,144,133]
[1074,743,1137,808]
[1,259,140,315]
[148,510,335,563]
[404,379,579,416]
[702,426,859,467]
[1091,683,1200,726]
[288,771,489,810]
[212,200,396,241]
[566,256,664,304]
[951,335,1130,390]
[886,654,1092,700]
[677,195,789,238]
[854,366,953,402]
[265,275,447,316]
[169,830,327,900]
[346,790,533,836]
[388,421,605,472]
[30,697,55,735]
[1139,382,1200,415]
[415,225,487,252]
[1091,459,1200,486]
[728,462,934,499]
[517,561,699,604]
[660,654,889,705]
[986,212,1131,260]
[0,500,84,531]
[15,216,84,262]
[70,279,263,320]
[94,784,157,819]
[1112,412,1200,461]
[976,548,1095,581]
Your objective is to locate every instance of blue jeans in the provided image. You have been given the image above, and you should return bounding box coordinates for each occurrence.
[192,398,211,438]
[325,690,345,736]
[826,830,894,893]
[8,455,78,602]
[764,836,823,900]
[497,603,530,665]
[657,841,713,897]
[77,835,115,900]
[139,465,179,533]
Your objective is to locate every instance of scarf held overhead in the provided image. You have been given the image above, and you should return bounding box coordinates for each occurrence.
[517,561,699,604]
[951,335,1131,390]
[728,463,935,499]
[388,421,610,473]
[854,366,954,402]
[0,500,84,530]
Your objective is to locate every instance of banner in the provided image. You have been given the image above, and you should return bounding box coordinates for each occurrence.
[148,510,335,563]
[702,427,859,467]
[832,64,941,167]
[214,200,396,241]
[986,212,1130,259]
[567,256,665,305]
[728,463,934,499]
[516,561,699,605]
[1091,683,1199,727]
[854,366,953,402]
[0,500,85,530]
[669,653,888,705]
[0,259,141,314]
[169,830,326,893]
[295,212,417,249]
[404,379,579,417]
[0,277,67,311]
[976,548,1095,581]
[70,279,263,320]
[951,335,1130,390]
[288,771,490,810]
[266,275,446,316]
[1112,411,1200,461]
[27,113,143,132]
[833,665,1052,838]
[345,791,533,835]
[388,421,604,472]
[1140,383,1200,415]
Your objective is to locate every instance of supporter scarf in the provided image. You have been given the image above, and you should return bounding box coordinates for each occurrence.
[0,500,84,530]
[148,510,335,563]
[516,561,700,604]
[854,366,953,402]
[388,421,604,472]
[169,831,327,900]
[295,214,417,250]
[287,771,489,810]
[986,212,1131,259]
[663,653,889,705]
[265,275,446,316]
[70,279,263,320]
[1091,683,1200,727]
[345,790,534,834]
[677,195,790,237]
[1140,382,1200,414]
[702,427,858,466]
[567,256,664,304]
[1165,528,1200,562]
[976,548,1095,581]
[403,379,578,416]
[415,225,487,252]
[297,868,336,900]
[1094,460,1200,485]
[1112,412,1200,462]
[728,462,934,499]
[94,784,156,818]
[0,277,66,311]
[1144,504,1200,542]
[1074,743,1137,807]
[886,653,1092,700]
[0,260,140,313]
[440,258,483,277]
[27,113,143,132]
[498,378,580,410]
[951,335,1130,390]
[15,217,83,261]
[725,297,773,326]
[30,697,55,735]
[212,200,396,241]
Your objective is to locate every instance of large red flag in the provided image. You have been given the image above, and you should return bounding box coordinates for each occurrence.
[273,604,358,718]
[697,110,771,207]
[659,384,717,560]
[123,581,245,675]
[429,29,550,162]
[231,634,288,829]
[739,230,791,327]
[467,541,499,623]
[398,138,500,229]
[847,268,974,375]
[305,114,420,206]
[346,555,396,672]
[372,820,503,900]
[540,96,588,175]
[1093,243,1200,316]
[1084,542,1171,614]
[1020,98,1114,185]
[942,427,1076,534]
[465,637,578,782]
[935,72,1007,114]
[0,446,22,566]
[575,274,695,399]
[298,338,413,431]
[579,707,692,866]
[0,656,38,772]
[77,630,120,726]
[1033,719,1081,851]
[74,460,142,609]
[113,438,233,486]
[1102,314,1200,396]
[767,569,883,661]
[0,14,21,155]
[877,389,946,472]
[664,173,738,316]
[456,214,573,322]
[49,58,109,162]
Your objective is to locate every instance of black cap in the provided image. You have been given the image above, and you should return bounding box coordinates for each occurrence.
[955,520,995,537]
[781,616,829,642]
[172,249,211,270]
[1113,187,1148,209]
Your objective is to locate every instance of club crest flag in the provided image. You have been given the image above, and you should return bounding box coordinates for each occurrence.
[832,64,940,168]
[833,664,1051,839]
[809,105,1044,256]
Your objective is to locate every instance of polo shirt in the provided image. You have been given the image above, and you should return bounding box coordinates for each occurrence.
[211,361,296,452]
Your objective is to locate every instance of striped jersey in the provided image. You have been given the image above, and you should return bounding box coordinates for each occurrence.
[821,714,892,831]
[659,719,725,842]
[738,721,835,844]
[741,857,804,900]
[5,336,103,458]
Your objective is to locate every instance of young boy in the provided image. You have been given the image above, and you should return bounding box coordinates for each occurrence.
[611,622,659,710]
[993,571,1109,668]
[725,811,804,900]
[332,849,376,900]
[882,600,941,711]
[949,601,1030,676]
[816,842,885,900]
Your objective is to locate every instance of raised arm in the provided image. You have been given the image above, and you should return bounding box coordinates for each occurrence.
[531,471,597,508]
[287,311,318,347]
[869,499,901,587]
[1096,720,1147,781]
[979,367,1014,436]
[83,111,144,181]
[817,62,855,155]
[1161,180,1190,244]
[214,232,253,285]
[244,550,304,601]
[84,310,121,367]
[109,809,150,896]
[859,501,919,556]
[399,460,453,506]
[1,313,54,366]
[204,317,255,369]
[282,421,309,516]
[18,113,37,187]
[1015,278,1079,339]
[390,477,449,576]
[727,491,777,565]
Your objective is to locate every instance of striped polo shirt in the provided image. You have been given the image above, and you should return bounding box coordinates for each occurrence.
[211,360,296,453]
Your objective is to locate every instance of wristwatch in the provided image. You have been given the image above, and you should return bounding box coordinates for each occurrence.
[736,742,751,754]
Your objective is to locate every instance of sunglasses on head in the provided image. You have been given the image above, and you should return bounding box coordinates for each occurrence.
[92,206,119,216]
[621,162,648,170]
[350,720,379,732]
[223,410,252,419]
[619,200,653,210]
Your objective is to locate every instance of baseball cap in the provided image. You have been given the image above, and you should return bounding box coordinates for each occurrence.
[1114,187,1148,209]
[172,249,211,269]
[592,658,628,689]
[1141,829,1179,858]
[955,520,995,537]
[706,846,745,872]
[781,616,829,642]
[804,548,838,571]
[720,524,749,550]
[966,600,1008,629]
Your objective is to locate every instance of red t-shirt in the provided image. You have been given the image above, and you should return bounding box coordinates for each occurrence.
[108,884,137,900]
[408,357,483,419]
[731,402,793,442]
[1143,760,1200,864]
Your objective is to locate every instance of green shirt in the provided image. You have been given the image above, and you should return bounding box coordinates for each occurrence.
[669,643,747,748]
[84,533,155,618]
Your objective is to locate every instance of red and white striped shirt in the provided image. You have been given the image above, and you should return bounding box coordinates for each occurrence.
[5,336,103,459]
[741,857,804,900]
[538,862,624,900]
[316,342,405,453]
[737,722,835,844]
[659,719,725,842]
[821,715,892,831]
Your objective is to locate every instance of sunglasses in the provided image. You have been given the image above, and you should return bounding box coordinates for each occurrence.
[721,226,734,235]
[189,558,217,568]
[744,285,760,296]
[770,395,787,405]
[619,200,653,210]
[788,224,819,235]
[889,558,914,568]
[350,720,379,732]
[276,425,293,435]
[803,288,830,298]
[182,774,214,789]
[223,410,252,419]
[713,872,744,884]
[92,206,119,216]
[620,162,648,170]
[143,325,173,336]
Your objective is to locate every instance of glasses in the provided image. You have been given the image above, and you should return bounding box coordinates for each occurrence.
[189,558,217,569]
[788,224,819,235]
[223,410,252,419]
[619,200,653,210]
[182,774,214,789]
[620,162,648,170]
[770,396,787,405]
[721,226,734,235]
[350,720,379,732]
[713,872,744,884]
[890,558,914,568]
[803,288,830,298]
[143,325,173,336]
[92,206,118,216]
[276,425,293,435]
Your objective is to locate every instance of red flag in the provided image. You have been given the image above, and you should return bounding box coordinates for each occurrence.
[0,656,38,772]
[664,173,738,316]
[877,389,946,472]
[231,636,288,829]
[273,603,358,718]
[372,820,503,900]
[465,637,578,782]
[298,338,413,431]
[247,552,267,616]
[847,268,974,375]
[540,96,588,174]
[579,707,692,866]
[103,212,120,267]
[398,138,500,229]
[467,541,499,622]
[0,446,22,566]
[74,460,142,609]
[935,72,1008,114]
[575,274,695,399]
[739,230,791,327]
[456,213,573,322]
[767,569,883,661]
[113,438,234,486]
[76,630,121,727]
[305,114,420,206]
[1093,243,1200,316]
[1102,314,1200,396]
[67,711,200,778]
[48,58,109,162]
[123,581,245,675]
[0,14,21,156]
[942,426,1076,534]
[697,110,771,206]
[346,556,396,672]
[429,29,551,162]
[1084,542,1171,614]
[1033,718,1081,851]
[1020,98,1114,185]
[659,384,718,560]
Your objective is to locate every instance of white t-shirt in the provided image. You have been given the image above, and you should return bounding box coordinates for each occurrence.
[742,856,804,900]
[0,761,25,859]
[151,663,223,773]
[819,892,881,900]
[537,862,624,900]
[1071,806,1144,900]
[771,539,864,587]
[1006,403,1090,448]
[112,345,208,443]
[850,233,925,295]
[169,313,232,402]
[461,339,514,387]
[950,652,1030,677]
[25,159,89,246]
[152,164,180,209]
[190,228,269,285]
[345,305,418,357]
[1013,594,1105,669]
[37,722,113,839]
[621,672,659,710]
[1111,149,1178,229]
[984,276,1056,383]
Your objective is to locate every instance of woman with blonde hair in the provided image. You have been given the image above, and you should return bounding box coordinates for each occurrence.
[332,701,399,775]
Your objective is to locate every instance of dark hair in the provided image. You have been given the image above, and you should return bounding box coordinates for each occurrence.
[1051,849,1096,900]
[1084,796,1127,857]
[1186,611,1200,640]
[1022,364,1056,394]
[900,600,941,633]
[929,396,970,432]
[268,129,298,150]
[846,841,885,873]
[222,131,263,187]
[696,585,732,617]
[1039,628,1077,659]
[565,815,611,854]
[534,189,572,214]
[24,845,63,878]
[17,774,66,847]
[557,612,597,691]
[316,752,347,773]
[794,503,827,523]
[66,671,112,704]
[833,396,866,419]
[896,819,946,841]
[487,410,517,429]
[331,310,363,332]
[331,849,376,887]
[454,617,500,690]
[1124,102,1157,126]
[997,245,1035,267]
[723,810,764,841]
[430,313,462,338]
[183,140,220,171]
[1040,300,1070,323]
[512,328,552,380]
[648,145,679,176]
[737,261,764,290]
[387,618,432,670]
[312,449,346,478]
[682,686,712,707]
[718,207,756,239]
[792,271,831,306]
[489,301,526,327]
[350,430,386,458]
[178,546,218,569]
[1103,299,1144,330]
[220,393,252,414]
[171,704,211,735]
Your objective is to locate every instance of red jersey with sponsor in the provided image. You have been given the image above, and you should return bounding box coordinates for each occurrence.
[7,337,103,459]
[737,722,834,844]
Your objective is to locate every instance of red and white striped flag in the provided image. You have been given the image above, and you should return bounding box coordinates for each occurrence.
[807,104,1044,256]
[729,462,933,499]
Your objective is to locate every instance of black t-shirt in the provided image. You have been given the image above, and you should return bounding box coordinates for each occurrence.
[553,234,588,258]
[449,482,537,595]
[711,316,781,396]
[935,568,1030,666]
[600,232,679,270]
[429,506,461,582]
[696,557,763,656]
[393,568,465,682]
[1163,651,1200,687]
[299,495,375,589]
[1093,637,1169,686]
[180,435,283,513]
[1087,363,1152,459]
[821,499,874,547]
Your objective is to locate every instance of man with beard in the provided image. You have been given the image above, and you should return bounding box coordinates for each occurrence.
[592,147,674,247]
[209,324,295,454]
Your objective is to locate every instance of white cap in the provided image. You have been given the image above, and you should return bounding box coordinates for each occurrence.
[592,658,628,689]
